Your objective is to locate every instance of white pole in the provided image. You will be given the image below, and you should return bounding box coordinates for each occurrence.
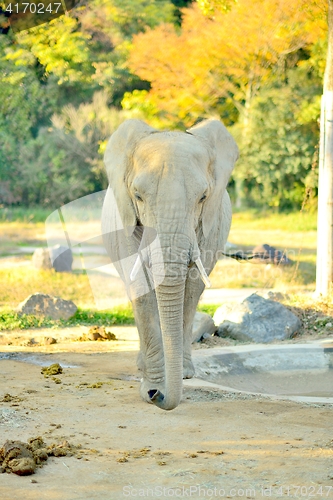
[316,91,333,296]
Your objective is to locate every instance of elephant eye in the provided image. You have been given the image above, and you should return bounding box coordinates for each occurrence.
[199,193,207,203]
[135,192,143,202]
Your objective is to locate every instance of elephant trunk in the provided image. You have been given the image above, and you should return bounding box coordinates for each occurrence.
[147,233,189,410]
[150,279,186,410]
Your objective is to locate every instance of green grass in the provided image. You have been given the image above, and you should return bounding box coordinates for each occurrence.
[0,221,47,255]
[0,206,317,228]
[231,209,317,232]
[197,304,220,316]
[0,305,219,331]
[209,208,318,290]
[0,206,52,223]
[0,267,97,309]
[0,306,135,331]
[2,295,333,335]
[210,255,316,290]
[71,307,134,325]
[0,208,324,334]
[0,208,319,310]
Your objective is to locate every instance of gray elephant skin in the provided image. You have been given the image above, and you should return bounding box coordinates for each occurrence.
[101,119,238,410]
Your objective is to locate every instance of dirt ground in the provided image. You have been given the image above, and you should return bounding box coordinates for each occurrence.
[0,327,333,500]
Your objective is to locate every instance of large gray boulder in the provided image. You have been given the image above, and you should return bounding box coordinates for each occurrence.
[32,245,73,272]
[32,248,52,270]
[192,312,216,343]
[50,245,73,272]
[252,243,293,265]
[213,293,301,343]
[16,293,77,320]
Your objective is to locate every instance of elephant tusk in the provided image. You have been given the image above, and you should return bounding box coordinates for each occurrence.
[130,250,152,281]
[130,254,142,281]
[195,258,211,288]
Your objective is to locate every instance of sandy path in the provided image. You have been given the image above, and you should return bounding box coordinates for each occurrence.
[0,332,333,500]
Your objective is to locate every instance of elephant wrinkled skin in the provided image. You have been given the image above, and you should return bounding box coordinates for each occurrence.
[101,119,238,410]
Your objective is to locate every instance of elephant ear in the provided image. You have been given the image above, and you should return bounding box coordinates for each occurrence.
[104,119,157,236]
[187,119,239,239]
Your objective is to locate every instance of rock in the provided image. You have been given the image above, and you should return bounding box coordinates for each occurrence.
[32,245,73,272]
[50,245,73,272]
[213,293,301,343]
[16,293,77,320]
[263,291,290,302]
[192,312,216,343]
[32,248,52,270]
[252,243,292,265]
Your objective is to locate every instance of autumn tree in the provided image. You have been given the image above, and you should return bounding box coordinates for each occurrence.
[125,0,326,208]
[0,0,178,205]
[17,92,125,207]
[231,66,322,210]
[78,0,177,105]
[127,0,325,127]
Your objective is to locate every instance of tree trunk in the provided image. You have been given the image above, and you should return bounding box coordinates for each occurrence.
[316,0,333,296]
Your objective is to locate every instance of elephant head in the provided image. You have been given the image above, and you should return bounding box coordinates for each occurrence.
[103,119,238,410]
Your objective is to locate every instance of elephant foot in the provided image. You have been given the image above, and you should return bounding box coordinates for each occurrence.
[140,377,165,405]
[183,358,195,379]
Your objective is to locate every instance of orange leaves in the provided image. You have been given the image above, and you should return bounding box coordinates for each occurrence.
[127,0,327,126]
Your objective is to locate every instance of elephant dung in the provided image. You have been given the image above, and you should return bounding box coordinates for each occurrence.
[16,293,77,320]
[44,337,57,345]
[192,312,216,343]
[0,437,73,476]
[213,293,301,343]
[0,440,36,475]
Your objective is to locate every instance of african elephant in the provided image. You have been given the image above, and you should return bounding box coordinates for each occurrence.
[101,119,238,410]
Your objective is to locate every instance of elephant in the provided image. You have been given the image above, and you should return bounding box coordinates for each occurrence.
[101,118,238,410]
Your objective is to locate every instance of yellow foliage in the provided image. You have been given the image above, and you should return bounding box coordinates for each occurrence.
[128,0,327,126]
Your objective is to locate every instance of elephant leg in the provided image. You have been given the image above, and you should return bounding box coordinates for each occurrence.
[131,290,165,403]
[108,233,166,404]
[183,272,205,379]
